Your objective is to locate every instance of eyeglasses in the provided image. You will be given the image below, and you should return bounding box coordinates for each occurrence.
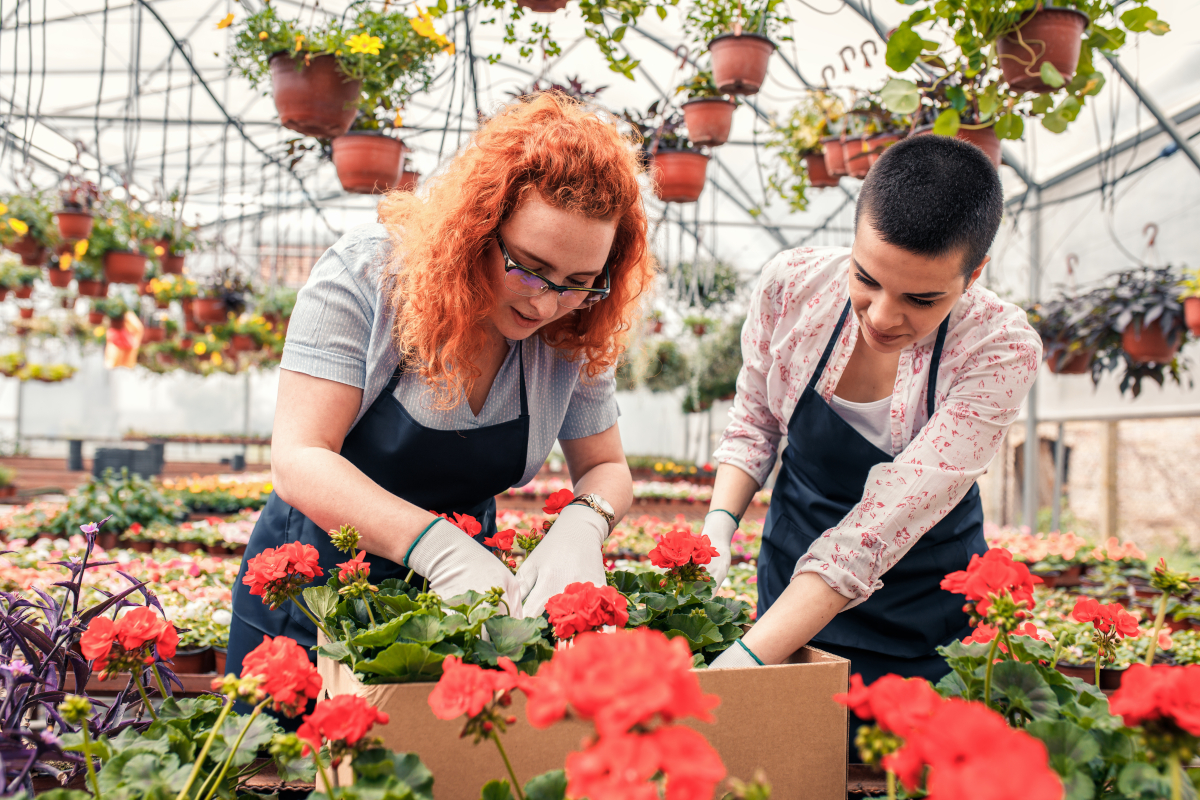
[498,236,610,309]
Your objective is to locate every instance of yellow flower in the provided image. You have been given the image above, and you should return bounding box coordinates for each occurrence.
[346,33,382,55]
[294,33,305,52]
[216,12,234,28]
[93,326,104,337]
[211,351,224,366]
[411,7,452,52]
[74,240,88,258]
[394,109,403,127]
[258,31,268,40]
[154,245,165,256]
[0,203,7,215]
[194,342,207,355]
[59,254,72,270]
[8,218,28,235]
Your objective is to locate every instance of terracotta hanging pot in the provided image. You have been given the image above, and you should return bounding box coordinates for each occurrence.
[1046,345,1093,374]
[681,98,737,147]
[517,0,567,10]
[230,334,257,352]
[805,152,840,188]
[143,327,165,343]
[997,7,1089,94]
[331,133,405,194]
[821,135,847,176]
[914,124,1002,168]
[1122,320,1180,364]
[185,318,202,333]
[650,150,709,203]
[14,286,33,300]
[843,136,870,178]
[865,133,901,167]
[161,252,185,274]
[1184,296,1200,336]
[77,280,106,298]
[396,170,420,192]
[18,307,33,320]
[103,251,147,284]
[19,246,46,267]
[55,210,93,240]
[192,297,229,324]
[8,235,38,258]
[708,32,776,96]
[269,53,362,139]
[87,310,104,325]
[47,267,73,288]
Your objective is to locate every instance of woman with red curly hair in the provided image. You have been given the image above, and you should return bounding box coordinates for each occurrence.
[228,93,654,691]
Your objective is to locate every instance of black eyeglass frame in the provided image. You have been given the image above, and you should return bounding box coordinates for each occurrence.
[497,236,611,308]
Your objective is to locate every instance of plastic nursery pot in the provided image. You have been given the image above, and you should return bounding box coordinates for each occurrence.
[103,250,147,284]
[77,279,106,298]
[1122,320,1181,364]
[87,311,104,325]
[46,267,73,288]
[692,323,707,336]
[55,210,93,240]
[1046,345,1094,374]
[161,253,185,275]
[914,124,1002,168]
[143,327,165,343]
[193,297,229,324]
[865,133,901,167]
[230,333,257,352]
[214,647,227,675]
[269,53,362,139]
[14,286,33,300]
[331,133,405,194]
[19,246,46,267]
[821,135,847,176]
[843,136,870,178]
[708,32,776,96]
[1185,296,1200,336]
[18,307,33,320]
[170,646,214,675]
[1034,564,1083,588]
[396,170,420,192]
[97,531,118,550]
[681,98,737,147]
[1056,663,1097,685]
[185,318,202,333]
[997,7,1089,94]
[7,235,39,258]
[517,0,568,11]
[804,152,841,188]
[650,150,710,203]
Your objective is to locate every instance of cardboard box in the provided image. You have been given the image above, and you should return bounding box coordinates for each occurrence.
[318,646,848,799]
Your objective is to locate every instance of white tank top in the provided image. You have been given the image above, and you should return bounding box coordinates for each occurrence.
[830,394,895,455]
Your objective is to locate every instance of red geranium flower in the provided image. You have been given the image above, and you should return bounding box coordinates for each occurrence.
[563,724,726,800]
[483,528,517,551]
[80,607,178,676]
[428,656,518,721]
[648,528,721,571]
[243,542,324,609]
[1109,663,1200,736]
[833,674,943,739]
[940,547,1042,617]
[297,694,390,756]
[337,550,370,580]
[437,512,482,538]
[542,489,575,515]
[80,616,118,672]
[545,582,629,639]
[240,635,323,717]
[1071,597,1140,638]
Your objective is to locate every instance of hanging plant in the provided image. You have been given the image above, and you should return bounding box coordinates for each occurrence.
[0,192,58,265]
[79,198,153,285]
[682,0,791,96]
[677,70,737,147]
[56,176,100,240]
[763,91,845,210]
[835,95,908,178]
[624,102,710,204]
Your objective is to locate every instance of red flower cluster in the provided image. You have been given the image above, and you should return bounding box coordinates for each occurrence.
[962,621,1045,648]
[337,550,370,580]
[544,582,629,640]
[483,528,517,551]
[542,488,575,515]
[834,674,942,739]
[243,542,323,609]
[240,635,324,716]
[439,512,482,538]
[1109,663,1200,736]
[428,656,518,721]
[297,693,390,756]
[80,606,179,676]
[940,547,1042,617]
[1071,598,1140,638]
[648,527,720,571]
[565,723,726,800]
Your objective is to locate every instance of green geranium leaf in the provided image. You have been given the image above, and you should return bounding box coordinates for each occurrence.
[626,605,654,627]
[481,779,515,800]
[1026,720,1101,774]
[318,641,353,662]
[374,592,418,619]
[935,669,969,698]
[662,614,721,650]
[608,571,643,594]
[398,614,445,647]
[991,661,1060,720]
[478,616,544,664]
[303,585,340,620]
[393,751,436,800]
[1040,61,1066,88]
[879,78,921,114]
[1119,6,1157,32]
[932,108,961,136]
[357,642,445,681]
[886,24,924,72]
[994,113,1024,140]
[1117,763,1172,799]
[353,616,409,648]
[524,770,568,800]
[701,601,735,627]
[211,711,281,769]
[643,592,681,614]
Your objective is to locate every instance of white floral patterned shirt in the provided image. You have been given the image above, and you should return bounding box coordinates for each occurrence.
[714,246,1042,608]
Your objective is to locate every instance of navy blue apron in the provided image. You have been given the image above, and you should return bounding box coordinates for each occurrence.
[758,299,987,690]
[226,341,531,696]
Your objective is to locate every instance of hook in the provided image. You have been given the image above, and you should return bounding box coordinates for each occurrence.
[1143,222,1158,247]
[860,40,877,68]
[1065,254,1078,276]
[840,46,856,72]
[674,45,690,70]
[822,65,836,89]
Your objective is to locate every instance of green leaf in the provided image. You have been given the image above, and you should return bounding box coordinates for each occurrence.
[932,108,961,136]
[608,571,643,594]
[317,641,353,662]
[398,615,445,647]
[392,752,436,800]
[353,616,410,648]
[1031,94,1055,114]
[1145,18,1169,34]
[1117,763,1172,799]
[701,601,734,627]
[656,6,667,19]
[1041,96,1081,133]
[210,711,281,769]
[885,24,924,72]
[481,779,515,800]
[935,670,969,698]
[662,614,721,650]
[977,85,1000,119]
[643,592,681,614]
[303,585,339,620]
[1119,6,1157,32]
[611,24,626,42]
[1026,720,1101,775]
[1039,61,1066,88]
[479,616,545,664]
[994,113,1024,140]
[626,605,654,627]
[879,78,921,114]
[1087,25,1125,51]
[946,85,968,112]
[524,770,568,800]
[991,661,1060,721]
[375,593,418,618]
[357,642,446,681]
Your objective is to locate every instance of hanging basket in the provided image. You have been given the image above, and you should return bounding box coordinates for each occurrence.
[516,0,568,11]
[192,297,229,324]
[914,124,1002,168]
[821,135,847,177]
[269,53,362,139]
[230,334,257,353]
[87,311,104,325]
[804,152,840,188]
[14,286,33,300]
[331,133,405,194]
[8,235,39,258]
[865,133,901,167]
[707,32,776,96]
[143,327,165,343]
[997,7,1089,94]
[162,253,185,274]
[46,266,73,288]
[843,136,870,178]
[650,150,709,203]
[18,307,33,320]
[77,280,107,298]
[103,251,147,284]
[18,245,46,267]
[1121,320,1181,364]
[681,98,737,147]
[55,210,93,240]
[1046,346,1093,374]
[1184,296,1200,336]
[396,170,421,192]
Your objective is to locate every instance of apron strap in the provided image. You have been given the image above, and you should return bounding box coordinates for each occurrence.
[807,299,853,393]
[517,339,528,418]
[384,359,404,393]
[926,314,950,421]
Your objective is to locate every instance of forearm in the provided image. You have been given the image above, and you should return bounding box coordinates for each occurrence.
[570,460,632,521]
[708,462,761,520]
[273,446,436,565]
[740,573,850,664]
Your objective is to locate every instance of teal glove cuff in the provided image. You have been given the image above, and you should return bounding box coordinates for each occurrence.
[403,519,441,567]
[708,509,741,527]
[735,639,763,665]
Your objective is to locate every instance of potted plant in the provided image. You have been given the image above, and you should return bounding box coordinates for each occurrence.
[646,309,665,334]
[0,465,15,499]
[1179,267,1200,336]
[765,92,845,209]
[839,97,908,178]
[1105,266,1187,365]
[229,313,273,352]
[625,102,709,204]
[332,127,407,194]
[45,253,74,288]
[8,264,39,299]
[194,266,251,324]
[256,285,298,328]
[73,251,108,297]
[678,70,737,147]
[0,192,57,266]
[95,295,130,328]
[685,0,791,96]
[81,198,151,284]
[230,5,449,139]
[55,176,100,240]
[145,203,198,274]
[684,313,715,336]
[1027,292,1108,375]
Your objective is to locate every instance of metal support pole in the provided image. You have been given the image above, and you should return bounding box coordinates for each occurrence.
[1103,53,1200,176]
[1023,188,1041,531]
[242,371,251,463]
[1051,421,1066,532]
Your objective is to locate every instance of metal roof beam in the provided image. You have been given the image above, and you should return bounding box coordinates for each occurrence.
[1103,53,1200,176]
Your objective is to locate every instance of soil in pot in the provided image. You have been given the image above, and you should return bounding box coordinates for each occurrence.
[1047,346,1093,374]
[171,647,215,675]
[193,297,229,324]
[331,133,405,194]
[14,286,33,300]
[821,135,847,176]
[77,279,106,297]
[55,210,94,240]
[651,150,709,203]
[103,251,147,284]
[47,267,73,288]
[270,53,362,139]
[997,7,1089,94]
[805,152,840,188]
[844,136,870,178]
[162,253,185,274]
[708,32,776,96]
[681,98,737,147]
[1122,320,1181,364]
[1185,296,1200,336]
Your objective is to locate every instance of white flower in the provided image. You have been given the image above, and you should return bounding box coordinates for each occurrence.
[212,609,232,626]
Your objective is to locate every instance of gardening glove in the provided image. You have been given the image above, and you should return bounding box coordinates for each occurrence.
[516,503,607,617]
[404,519,524,618]
[702,510,739,590]
[708,640,763,670]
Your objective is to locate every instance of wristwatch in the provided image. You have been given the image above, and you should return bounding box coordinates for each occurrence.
[571,493,616,529]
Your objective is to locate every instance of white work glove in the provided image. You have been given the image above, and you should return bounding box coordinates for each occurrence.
[404,519,524,618]
[708,640,763,670]
[702,510,739,590]
[517,503,607,617]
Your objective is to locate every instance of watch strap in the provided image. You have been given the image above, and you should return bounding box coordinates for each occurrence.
[571,493,615,526]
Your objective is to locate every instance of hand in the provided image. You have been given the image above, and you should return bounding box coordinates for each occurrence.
[708,640,762,670]
[405,519,523,618]
[517,503,607,617]
[702,510,738,589]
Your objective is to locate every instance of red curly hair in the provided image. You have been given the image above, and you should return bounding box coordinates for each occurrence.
[378,92,653,409]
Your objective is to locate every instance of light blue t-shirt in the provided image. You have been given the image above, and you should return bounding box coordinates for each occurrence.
[279,223,619,486]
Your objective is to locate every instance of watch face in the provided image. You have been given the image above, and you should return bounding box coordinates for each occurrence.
[593,495,615,516]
